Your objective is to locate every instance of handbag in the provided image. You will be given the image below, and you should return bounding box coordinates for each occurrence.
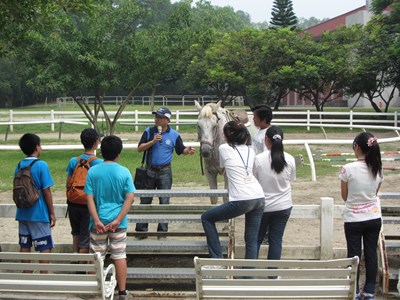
[134,127,155,189]
[134,165,148,189]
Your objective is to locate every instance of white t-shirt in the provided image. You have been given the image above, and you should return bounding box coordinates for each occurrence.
[245,122,257,139]
[339,161,383,223]
[219,144,264,201]
[253,151,296,212]
[252,128,267,155]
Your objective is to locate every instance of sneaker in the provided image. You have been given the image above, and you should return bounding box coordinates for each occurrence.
[118,290,133,300]
[363,292,375,300]
[355,292,361,300]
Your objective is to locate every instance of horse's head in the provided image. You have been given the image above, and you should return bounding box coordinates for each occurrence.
[195,100,227,159]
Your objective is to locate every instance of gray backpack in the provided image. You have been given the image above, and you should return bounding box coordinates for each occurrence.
[13,160,40,208]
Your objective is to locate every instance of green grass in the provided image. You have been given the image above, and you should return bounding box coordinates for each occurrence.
[0,149,210,192]
[1,103,399,192]
[2,142,398,193]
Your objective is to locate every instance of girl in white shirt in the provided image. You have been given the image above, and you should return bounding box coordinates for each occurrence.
[339,132,383,300]
[201,121,265,259]
[253,126,296,260]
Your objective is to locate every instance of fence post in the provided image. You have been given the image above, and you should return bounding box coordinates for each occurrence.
[320,197,334,259]
[176,110,180,131]
[395,111,398,127]
[304,142,316,182]
[134,110,139,132]
[350,110,353,131]
[307,110,310,131]
[9,110,13,132]
[51,110,55,132]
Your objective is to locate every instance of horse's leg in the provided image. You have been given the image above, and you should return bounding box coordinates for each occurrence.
[205,169,219,204]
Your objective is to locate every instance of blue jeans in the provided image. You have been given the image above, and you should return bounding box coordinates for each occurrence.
[135,167,172,232]
[257,207,292,259]
[345,218,382,295]
[201,198,265,259]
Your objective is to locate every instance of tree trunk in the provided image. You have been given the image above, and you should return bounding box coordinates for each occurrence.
[368,98,382,113]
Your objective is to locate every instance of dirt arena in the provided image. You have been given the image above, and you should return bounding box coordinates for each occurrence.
[1,130,399,251]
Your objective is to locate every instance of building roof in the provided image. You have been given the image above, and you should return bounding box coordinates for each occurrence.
[305,6,367,37]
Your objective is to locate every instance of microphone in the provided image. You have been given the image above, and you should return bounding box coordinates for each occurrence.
[157,126,162,143]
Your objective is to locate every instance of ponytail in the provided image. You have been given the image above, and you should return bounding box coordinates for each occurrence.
[266,126,287,174]
[353,132,382,178]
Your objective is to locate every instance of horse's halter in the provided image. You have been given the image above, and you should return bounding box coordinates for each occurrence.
[199,111,224,150]
[199,110,235,150]
[198,108,235,175]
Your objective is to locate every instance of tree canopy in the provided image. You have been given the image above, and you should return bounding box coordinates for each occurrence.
[0,0,399,114]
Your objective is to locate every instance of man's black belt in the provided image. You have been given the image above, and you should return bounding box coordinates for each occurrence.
[150,163,171,171]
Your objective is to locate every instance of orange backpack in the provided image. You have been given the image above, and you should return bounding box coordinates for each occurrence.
[66,156,97,205]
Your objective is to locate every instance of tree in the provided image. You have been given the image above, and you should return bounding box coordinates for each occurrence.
[19,0,197,133]
[126,0,195,112]
[297,17,329,30]
[20,0,144,134]
[371,0,400,111]
[346,18,399,112]
[373,0,400,30]
[277,26,361,111]
[0,57,31,107]
[0,0,96,55]
[270,0,297,30]
[186,28,302,107]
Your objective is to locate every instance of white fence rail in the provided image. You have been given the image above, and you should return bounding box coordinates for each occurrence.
[0,109,398,133]
[1,109,399,181]
[55,95,245,107]
[0,195,345,259]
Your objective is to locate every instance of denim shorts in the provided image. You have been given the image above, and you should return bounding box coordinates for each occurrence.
[18,220,54,251]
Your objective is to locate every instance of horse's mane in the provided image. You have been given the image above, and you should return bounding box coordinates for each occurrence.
[199,104,216,118]
[199,103,230,119]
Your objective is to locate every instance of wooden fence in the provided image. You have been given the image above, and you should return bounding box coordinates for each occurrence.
[0,193,345,260]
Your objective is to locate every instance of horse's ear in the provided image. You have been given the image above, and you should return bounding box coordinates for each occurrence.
[215,101,221,111]
[194,100,202,112]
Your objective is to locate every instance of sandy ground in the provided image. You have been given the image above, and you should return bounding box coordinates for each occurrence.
[0,130,399,298]
[1,130,399,248]
[0,156,399,249]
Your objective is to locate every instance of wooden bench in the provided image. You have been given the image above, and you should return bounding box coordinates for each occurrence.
[194,256,359,299]
[0,252,116,300]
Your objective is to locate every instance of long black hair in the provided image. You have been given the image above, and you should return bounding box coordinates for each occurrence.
[353,132,382,178]
[266,126,287,174]
[223,121,249,147]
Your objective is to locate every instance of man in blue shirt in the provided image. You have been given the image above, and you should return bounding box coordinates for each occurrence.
[135,107,195,238]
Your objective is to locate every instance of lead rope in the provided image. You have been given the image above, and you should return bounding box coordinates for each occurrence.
[200,150,204,176]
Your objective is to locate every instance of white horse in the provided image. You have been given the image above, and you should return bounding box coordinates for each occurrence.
[195,100,234,204]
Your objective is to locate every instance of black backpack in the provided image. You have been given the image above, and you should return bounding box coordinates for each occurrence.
[13,159,40,208]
